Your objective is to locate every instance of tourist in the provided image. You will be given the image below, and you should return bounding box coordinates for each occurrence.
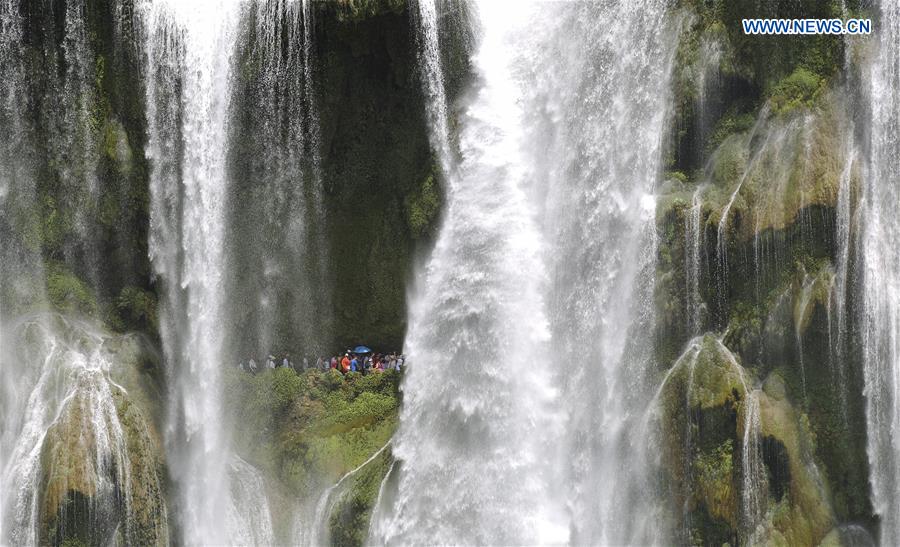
[303,357,309,371]
[332,356,339,370]
[267,355,276,370]
[249,358,258,373]
[282,355,292,369]
[341,354,350,373]
[350,355,358,372]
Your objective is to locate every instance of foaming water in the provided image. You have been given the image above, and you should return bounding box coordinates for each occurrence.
[373,2,563,544]
[377,0,680,544]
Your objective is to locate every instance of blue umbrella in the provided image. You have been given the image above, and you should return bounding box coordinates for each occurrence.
[353,345,373,354]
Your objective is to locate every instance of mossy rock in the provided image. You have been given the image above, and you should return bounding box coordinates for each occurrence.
[792,263,834,338]
[701,89,853,245]
[656,334,837,545]
[38,364,168,546]
[655,334,747,531]
[657,334,748,414]
[752,376,836,546]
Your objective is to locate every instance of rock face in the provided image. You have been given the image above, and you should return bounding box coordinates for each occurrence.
[652,1,875,543]
[38,369,168,546]
[655,336,838,545]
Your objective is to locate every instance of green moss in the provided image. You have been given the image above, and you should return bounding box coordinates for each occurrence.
[404,170,441,239]
[708,111,756,155]
[223,366,401,539]
[757,389,836,545]
[46,264,97,316]
[666,170,690,185]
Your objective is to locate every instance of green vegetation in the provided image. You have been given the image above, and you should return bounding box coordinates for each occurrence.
[115,286,158,332]
[694,439,736,527]
[769,68,825,116]
[405,170,441,239]
[328,447,393,546]
[223,368,402,541]
[46,263,98,316]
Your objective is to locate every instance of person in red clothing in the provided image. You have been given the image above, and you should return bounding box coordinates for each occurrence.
[341,354,351,374]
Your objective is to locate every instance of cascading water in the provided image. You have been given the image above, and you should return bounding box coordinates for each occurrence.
[862,0,900,543]
[376,0,680,544]
[373,2,563,543]
[138,1,272,544]
[831,137,857,424]
[226,0,330,357]
[139,0,331,542]
[540,2,680,543]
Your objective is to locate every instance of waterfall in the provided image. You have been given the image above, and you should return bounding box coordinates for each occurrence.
[139,0,331,542]
[139,1,265,544]
[794,272,815,398]
[676,339,703,540]
[226,456,275,545]
[410,0,453,174]
[377,0,679,544]
[373,2,563,543]
[226,0,329,357]
[863,0,900,543]
[543,2,679,543]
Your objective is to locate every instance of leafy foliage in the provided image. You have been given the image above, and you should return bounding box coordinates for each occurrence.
[769,68,824,115]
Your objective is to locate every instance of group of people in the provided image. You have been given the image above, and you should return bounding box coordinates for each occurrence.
[329,352,405,374]
[236,351,404,375]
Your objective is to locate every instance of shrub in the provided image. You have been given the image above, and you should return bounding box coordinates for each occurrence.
[769,67,824,115]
